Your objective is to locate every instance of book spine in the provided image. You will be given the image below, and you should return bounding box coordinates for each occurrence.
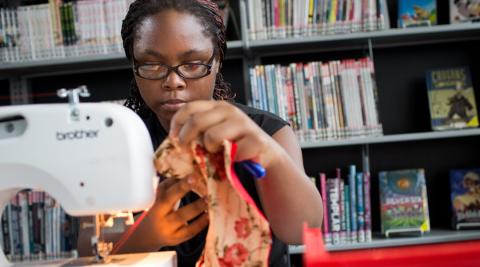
[344,184,351,243]
[420,169,431,232]
[290,63,301,131]
[339,176,346,244]
[356,172,365,242]
[285,66,297,129]
[328,178,341,245]
[321,62,334,139]
[18,191,30,260]
[10,198,21,261]
[363,171,372,242]
[348,165,358,243]
[27,191,35,259]
[320,172,331,244]
[313,61,326,139]
[44,194,52,259]
[38,192,46,258]
[1,204,10,257]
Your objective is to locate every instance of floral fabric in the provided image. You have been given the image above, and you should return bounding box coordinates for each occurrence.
[155,138,272,267]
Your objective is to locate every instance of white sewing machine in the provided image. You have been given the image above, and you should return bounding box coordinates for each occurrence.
[0,87,176,266]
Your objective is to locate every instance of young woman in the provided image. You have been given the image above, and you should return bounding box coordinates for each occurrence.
[79,1,322,266]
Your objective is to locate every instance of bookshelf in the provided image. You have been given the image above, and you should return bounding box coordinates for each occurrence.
[290,229,480,253]
[246,23,480,56]
[2,0,480,265]
[300,128,480,148]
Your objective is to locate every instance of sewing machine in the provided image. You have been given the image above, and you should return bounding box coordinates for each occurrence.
[0,87,176,266]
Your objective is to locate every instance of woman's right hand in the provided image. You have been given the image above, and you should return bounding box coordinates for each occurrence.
[147,176,209,247]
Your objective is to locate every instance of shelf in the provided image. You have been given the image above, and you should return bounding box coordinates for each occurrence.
[2,23,480,75]
[247,23,480,56]
[289,229,480,254]
[0,40,243,77]
[299,128,480,149]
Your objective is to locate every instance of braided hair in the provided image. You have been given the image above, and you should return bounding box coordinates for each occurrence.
[121,0,235,115]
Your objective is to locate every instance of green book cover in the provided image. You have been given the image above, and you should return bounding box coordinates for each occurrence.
[379,169,430,236]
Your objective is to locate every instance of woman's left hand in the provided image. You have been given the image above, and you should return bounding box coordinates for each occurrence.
[169,100,284,170]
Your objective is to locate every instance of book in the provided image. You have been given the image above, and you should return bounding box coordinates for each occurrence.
[363,171,372,242]
[450,0,480,24]
[355,172,365,242]
[327,177,341,245]
[450,168,480,229]
[426,66,479,131]
[319,172,331,244]
[379,169,430,237]
[398,0,437,28]
[348,165,358,243]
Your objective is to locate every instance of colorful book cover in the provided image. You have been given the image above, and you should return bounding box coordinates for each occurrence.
[327,177,341,245]
[450,0,480,24]
[426,66,479,131]
[450,168,480,229]
[379,169,430,236]
[398,0,437,28]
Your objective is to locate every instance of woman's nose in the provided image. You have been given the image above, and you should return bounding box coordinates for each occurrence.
[162,70,187,90]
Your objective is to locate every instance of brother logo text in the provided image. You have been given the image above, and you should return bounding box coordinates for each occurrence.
[56,130,99,141]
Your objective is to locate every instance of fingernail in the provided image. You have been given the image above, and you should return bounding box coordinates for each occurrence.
[187,176,194,184]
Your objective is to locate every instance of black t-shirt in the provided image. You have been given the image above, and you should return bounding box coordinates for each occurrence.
[140,103,290,267]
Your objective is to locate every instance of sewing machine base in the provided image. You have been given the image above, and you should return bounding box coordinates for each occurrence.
[13,251,176,267]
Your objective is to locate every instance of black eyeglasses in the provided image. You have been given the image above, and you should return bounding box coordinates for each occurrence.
[133,50,216,80]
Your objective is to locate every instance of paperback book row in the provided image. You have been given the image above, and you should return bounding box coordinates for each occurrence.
[0,190,79,262]
[249,57,383,142]
[0,0,135,63]
[245,0,390,41]
[398,0,480,28]
[318,165,372,245]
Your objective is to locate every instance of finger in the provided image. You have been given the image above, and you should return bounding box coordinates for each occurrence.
[167,198,208,225]
[169,100,216,138]
[202,120,245,153]
[157,177,180,191]
[174,213,209,243]
[177,106,228,146]
[234,134,266,164]
[156,177,184,201]
[156,179,192,215]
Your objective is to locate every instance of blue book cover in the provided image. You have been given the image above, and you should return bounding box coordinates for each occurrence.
[356,172,365,242]
[348,165,357,243]
[450,168,480,229]
[426,66,478,131]
[398,0,437,28]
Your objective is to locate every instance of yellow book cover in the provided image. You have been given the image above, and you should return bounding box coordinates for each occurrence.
[426,66,479,131]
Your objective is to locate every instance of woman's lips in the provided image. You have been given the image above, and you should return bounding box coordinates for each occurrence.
[161,100,186,112]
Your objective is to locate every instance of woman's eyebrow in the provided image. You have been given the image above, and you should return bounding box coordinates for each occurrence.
[177,49,210,58]
[139,48,210,60]
[142,49,166,59]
